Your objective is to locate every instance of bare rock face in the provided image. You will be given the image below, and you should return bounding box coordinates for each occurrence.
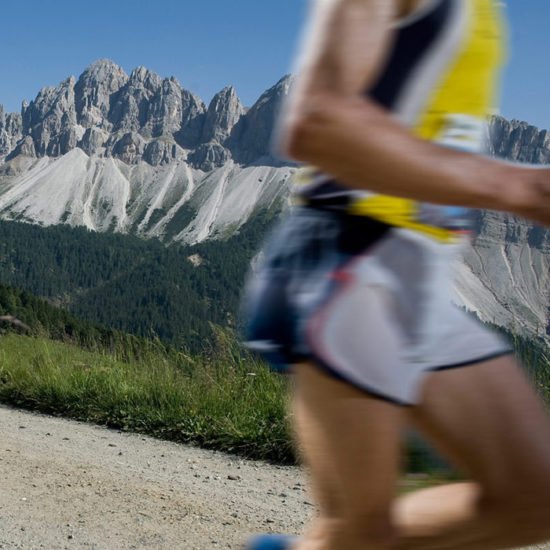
[184,86,248,170]
[176,90,207,148]
[79,127,108,156]
[456,210,550,341]
[201,86,245,144]
[0,105,22,158]
[22,76,78,156]
[230,75,292,164]
[74,59,128,130]
[108,66,163,134]
[7,135,36,159]
[2,60,290,168]
[488,116,550,164]
[142,77,184,139]
[143,138,181,166]
[188,142,232,171]
[110,132,147,164]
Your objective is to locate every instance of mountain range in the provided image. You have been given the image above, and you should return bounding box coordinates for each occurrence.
[0,59,294,244]
[1,59,550,343]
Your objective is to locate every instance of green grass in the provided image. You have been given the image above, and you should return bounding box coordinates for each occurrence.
[1,329,549,469]
[0,333,293,463]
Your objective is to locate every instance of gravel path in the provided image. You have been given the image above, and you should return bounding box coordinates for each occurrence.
[0,405,311,549]
[0,405,547,550]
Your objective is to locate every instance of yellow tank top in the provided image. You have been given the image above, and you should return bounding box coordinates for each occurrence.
[295,0,507,242]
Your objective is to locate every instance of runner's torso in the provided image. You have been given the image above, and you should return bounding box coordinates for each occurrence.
[293,0,506,243]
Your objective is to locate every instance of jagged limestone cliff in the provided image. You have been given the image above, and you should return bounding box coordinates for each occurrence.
[1,63,550,340]
[453,117,550,339]
[1,59,290,170]
[0,61,294,244]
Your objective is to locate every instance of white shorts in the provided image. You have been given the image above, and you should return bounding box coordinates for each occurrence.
[243,208,512,405]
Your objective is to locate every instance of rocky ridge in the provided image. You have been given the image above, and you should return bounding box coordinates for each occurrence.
[0,60,295,245]
[0,105,22,158]
[453,117,550,339]
[1,62,550,340]
[1,59,290,170]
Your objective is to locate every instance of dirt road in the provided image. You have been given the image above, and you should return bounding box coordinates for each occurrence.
[0,405,311,549]
[0,405,547,550]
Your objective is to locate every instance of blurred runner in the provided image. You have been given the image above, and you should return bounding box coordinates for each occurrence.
[244,0,550,548]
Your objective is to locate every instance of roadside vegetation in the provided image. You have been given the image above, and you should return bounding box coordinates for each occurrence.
[0,212,279,352]
[0,331,293,463]
[0,327,548,469]
[0,282,549,468]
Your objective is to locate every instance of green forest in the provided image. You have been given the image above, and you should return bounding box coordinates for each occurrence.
[0,211,280,351]
[0,217,548,467]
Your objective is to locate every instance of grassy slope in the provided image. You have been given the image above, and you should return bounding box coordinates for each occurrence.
[0,333,293,463]
[1,330,548,469]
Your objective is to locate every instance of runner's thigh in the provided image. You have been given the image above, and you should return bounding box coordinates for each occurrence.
[409,356,550,500]
[292,362,404,519]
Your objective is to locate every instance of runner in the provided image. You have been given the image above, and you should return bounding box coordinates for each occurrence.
[244,0,550,548]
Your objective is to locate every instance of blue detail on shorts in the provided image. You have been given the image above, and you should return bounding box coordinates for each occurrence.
[246,534,298,550]
[242,268,301,372]
[241,208,390,372]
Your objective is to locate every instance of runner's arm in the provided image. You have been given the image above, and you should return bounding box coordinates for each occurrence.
[278,0,550,225]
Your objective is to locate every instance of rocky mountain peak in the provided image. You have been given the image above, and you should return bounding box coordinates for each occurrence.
[128,66,163,90]
[75,59,128,129]
[85,58,125,76]
[143,76,184,138]
[259,75,292,104]
[21,75,78,157]
[229,75,293,164]
[3,60,292,168]
[0,105,23,158]
[186,86,248,170]
[488,116,550,164]
[108,66,172,139]
[201,85,245,143]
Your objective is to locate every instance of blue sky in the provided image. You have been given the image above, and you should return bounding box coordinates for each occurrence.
[1,1,548,127]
